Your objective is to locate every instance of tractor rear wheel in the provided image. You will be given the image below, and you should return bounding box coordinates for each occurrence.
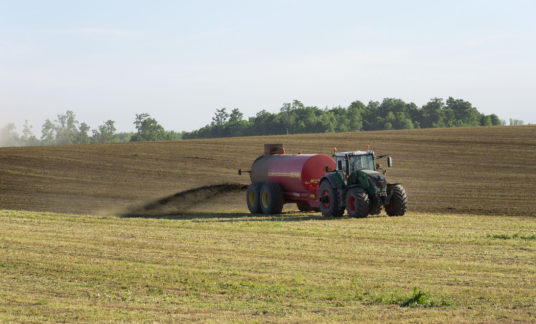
[385,184,407,216]
[318,181,344,217]
[259,182,284,214]
[246,182,263,214]
[346,187,369,218]
[297,201,313,212]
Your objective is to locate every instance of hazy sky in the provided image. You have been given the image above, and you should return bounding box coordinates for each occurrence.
[1,1,535,133]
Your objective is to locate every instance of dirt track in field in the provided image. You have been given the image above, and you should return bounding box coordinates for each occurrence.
[1,125,535,216]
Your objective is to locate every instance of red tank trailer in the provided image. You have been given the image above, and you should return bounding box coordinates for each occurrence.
[239,144,335,214]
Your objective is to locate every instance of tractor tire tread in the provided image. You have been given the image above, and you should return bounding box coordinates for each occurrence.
[385,184,407,216]
[346,187,369,218]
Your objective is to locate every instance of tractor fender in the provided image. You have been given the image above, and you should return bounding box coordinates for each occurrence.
[320,172,345,189]
[320,176,336,188]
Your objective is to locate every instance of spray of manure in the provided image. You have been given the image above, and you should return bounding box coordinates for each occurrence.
[122,183,247,217]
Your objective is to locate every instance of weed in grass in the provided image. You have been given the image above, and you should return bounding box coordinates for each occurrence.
[399,288,453,308]
[401,287,431,307]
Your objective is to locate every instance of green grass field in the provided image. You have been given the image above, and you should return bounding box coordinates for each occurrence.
[1,209,535,323]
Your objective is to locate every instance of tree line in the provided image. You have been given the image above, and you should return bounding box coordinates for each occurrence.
[0,97,525,147]
[183,97,516,139]
[0,111,182,147]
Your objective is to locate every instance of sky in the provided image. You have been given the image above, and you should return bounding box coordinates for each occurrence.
[1,0,535,133]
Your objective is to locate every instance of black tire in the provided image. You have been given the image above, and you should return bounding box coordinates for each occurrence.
[259,182,284,214]
[369,200,382,215]
[246,182,263,214]
[318,180,344,217]
[346,187,369,218]
[385,184,407,216]
[296,201,313,212]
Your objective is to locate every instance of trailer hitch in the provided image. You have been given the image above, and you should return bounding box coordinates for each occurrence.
[238,169,251,176]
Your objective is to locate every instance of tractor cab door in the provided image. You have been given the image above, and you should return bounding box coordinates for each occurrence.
[335,156,349,183]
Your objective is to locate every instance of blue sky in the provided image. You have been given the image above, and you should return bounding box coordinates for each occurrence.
[1,0,535,133]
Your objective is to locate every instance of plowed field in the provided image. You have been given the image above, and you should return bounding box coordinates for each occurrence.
[1,125,535,216]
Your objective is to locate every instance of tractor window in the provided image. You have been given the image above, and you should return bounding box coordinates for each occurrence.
[336,157,347,176]
[350,155,375,172]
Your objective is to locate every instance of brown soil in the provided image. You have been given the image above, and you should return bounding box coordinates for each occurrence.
[1,125,535,216]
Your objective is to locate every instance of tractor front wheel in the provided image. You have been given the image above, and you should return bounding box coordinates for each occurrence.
[318,181,344,217]
[346,187,369,218]
[385,184,407,216]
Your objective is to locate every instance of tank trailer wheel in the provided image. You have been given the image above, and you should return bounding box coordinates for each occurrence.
[259,182,284,214]
[318,181,344,217]
[297,201,313,212]
[246,182,263,214]
[346,187,369,218]
[385,184,407,216]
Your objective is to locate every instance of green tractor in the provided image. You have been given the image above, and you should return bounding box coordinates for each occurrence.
[318,149,407,218]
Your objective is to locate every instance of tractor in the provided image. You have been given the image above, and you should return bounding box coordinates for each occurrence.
[318,149,407,217]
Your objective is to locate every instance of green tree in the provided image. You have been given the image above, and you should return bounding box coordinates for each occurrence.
[92,120,117,143]
[481,115,493,126]
[76,122,91,144]
[41,119,56,145]
[446,97,480,126]
[347,100,365,131]
[21,121,40,146]
[226,108,250,137]
[280,100,304,134]
[489,114,501,126]
[55,110,79,145]
[229,108,243,123]
[212,108,229,126]
[421,98,445,128]
[116,132,134,142]
[250,110,275,136]
[130,113,168,142]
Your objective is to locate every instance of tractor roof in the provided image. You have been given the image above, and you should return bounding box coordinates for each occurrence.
[334,150,374,157]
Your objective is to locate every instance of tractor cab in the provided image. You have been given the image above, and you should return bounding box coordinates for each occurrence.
[334,150,393,180]
[334,150,379,182]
